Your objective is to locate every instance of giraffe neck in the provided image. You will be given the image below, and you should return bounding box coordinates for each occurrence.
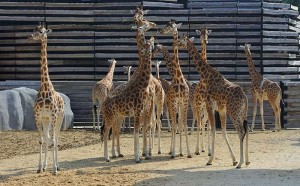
[201,38,207,63]
[127,68,131,82]
[40,39,53,89]
[161,45,176,78]
[162,45,185,82]
[245,49,261,80]
[104,62,116,82]
[186,40,208,77]
[155,65,160,79]
[136,46,152,88]
[132,28,146,78]
[173,31,179,63]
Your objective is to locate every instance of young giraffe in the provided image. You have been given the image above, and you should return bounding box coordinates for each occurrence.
[159,19,191,158]
[92,59,117,130]
[175,34,250,168]
[241,43,282,132]
[28,22,64,175]
[101,35,155,163]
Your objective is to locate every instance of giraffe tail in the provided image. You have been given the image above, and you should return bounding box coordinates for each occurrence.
[242,120,248,141]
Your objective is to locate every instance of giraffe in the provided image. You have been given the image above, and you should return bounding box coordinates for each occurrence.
[28,22,64,175]
[189,28,214,155]
[132,5,165,155]
[101,34,155,162]
[92,59,117,130]
[152,60,172,132]
[159,19,191,158]
[175,34,250,168]
[241,43,282,132]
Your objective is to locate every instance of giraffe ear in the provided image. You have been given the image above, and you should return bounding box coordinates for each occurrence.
[157,61,162,65]
[239,45,245,49]
[208,30,212,34]
[195,30,200,34]
[143,10,149,15]
[189,37,195,42]
[45,29,52,34]
[130,10,135,14]
[176,23,182,29]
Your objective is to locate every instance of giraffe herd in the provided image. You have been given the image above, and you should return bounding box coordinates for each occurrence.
[28,5,283,175]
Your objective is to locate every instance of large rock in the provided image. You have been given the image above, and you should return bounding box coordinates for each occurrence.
[0,87,74,131]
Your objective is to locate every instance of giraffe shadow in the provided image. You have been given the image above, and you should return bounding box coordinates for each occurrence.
[58,154,174,171]
[134,167,300,186]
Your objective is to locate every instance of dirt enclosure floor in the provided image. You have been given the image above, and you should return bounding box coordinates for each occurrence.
[0,129,300,186]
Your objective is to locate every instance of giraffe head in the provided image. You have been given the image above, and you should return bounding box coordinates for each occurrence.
[28,22,52,41]
[152,60,162,68]
[142,36,155,55]
[108,58,117,65]
[131,19,156,32]
[240,43,251,51]
[173,33,194,49]
[160,19,182,35]
[195,28,212,44]
[130,5,149,23]
[152,44,164,58]
[123,65,132,75]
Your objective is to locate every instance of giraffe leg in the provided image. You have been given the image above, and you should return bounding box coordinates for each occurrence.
[134,114,141,163]
[97,107,101,130]
[178,107,183,156]
[206,100,216,165]
[195,105,201,155]
[245,127,250,165]
[55,112,64,171]
[111,130,116,158]
[259,99,265,131]
[270,96,281,132]
[92,105,97,130]
[36,120,43,173]
[42,123,50,172]
[181,104,191,158]
[219,110,237,166]
[251,96,257,132]
[236,134,245,169]
[165,107,172,132]
[201,107,207,153]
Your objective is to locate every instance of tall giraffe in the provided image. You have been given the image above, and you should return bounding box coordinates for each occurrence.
[159,19,191,158]
[241,43,282,131]
[190,28,213,155]
[28,22,65,175]
[132,5,165,155]
[101,34,155,162]
[175,34,250,168]
[92,59,117,130]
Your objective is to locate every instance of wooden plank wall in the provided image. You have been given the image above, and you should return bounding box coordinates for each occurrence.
[0,0,299,128]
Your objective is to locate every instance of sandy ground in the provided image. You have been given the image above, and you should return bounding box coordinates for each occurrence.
[0,129,299,186]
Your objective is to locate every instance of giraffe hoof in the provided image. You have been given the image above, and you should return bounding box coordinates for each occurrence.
[37,170,42,174]
[188,132,192,135]
[158,151,161,154]
[171,155,175,159]
[52,171,57,176]
[145,157,151,160]
[201,150,205,152]
[142,153,146,157]
[208,153,211,156]
[236,165,242,169]
[42,168,46,172]
[57,167,60,171]
[168,130,171,132]
[233,161,238,166]
[149,152,152,156]
[187,155,192,158]
[135,159,142,163]
[168,152,172,155]
[250,130,254,132]
[195,152,200,155]
[106,159,111,162]
[180,153,184,157]
[206,162,212,166]
[246,161,250,165]
[261,129,265,131]
[118,154,124,158]
[112,155,117,159]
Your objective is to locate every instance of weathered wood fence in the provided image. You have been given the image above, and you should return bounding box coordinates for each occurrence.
[0,0,299,128]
